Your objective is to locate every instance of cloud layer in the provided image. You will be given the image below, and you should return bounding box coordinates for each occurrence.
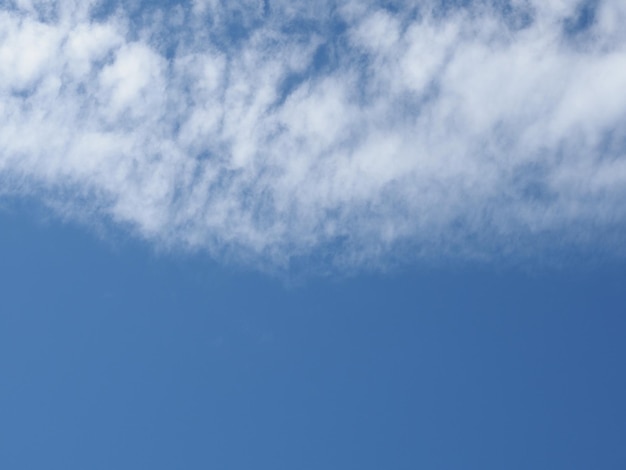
[1,0,626,269]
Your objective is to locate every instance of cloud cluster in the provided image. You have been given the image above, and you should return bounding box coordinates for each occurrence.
[1,0,626,269]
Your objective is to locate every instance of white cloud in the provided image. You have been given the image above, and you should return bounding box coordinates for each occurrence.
[1,0,625,270]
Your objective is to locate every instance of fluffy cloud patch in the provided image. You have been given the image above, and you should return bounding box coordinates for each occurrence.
[1,0,626,269]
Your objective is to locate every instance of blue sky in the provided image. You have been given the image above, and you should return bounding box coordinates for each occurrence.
[2,208,626,469]
[1,0,626,468]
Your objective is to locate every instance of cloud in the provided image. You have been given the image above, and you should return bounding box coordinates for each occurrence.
[1,0,626,270]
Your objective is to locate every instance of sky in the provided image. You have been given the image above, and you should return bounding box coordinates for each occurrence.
[1,0,626,469]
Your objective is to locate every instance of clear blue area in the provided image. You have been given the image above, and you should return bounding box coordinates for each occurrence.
[1,210,625,470]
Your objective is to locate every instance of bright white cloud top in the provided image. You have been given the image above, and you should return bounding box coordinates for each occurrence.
[1,0,626,268]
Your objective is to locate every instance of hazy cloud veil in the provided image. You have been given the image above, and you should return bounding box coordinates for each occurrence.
[1,0,626,269]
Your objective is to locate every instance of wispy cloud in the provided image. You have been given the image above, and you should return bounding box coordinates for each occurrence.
[1,0,625,269]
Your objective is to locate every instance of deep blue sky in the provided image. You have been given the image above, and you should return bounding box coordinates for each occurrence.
[1,209,626,469]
